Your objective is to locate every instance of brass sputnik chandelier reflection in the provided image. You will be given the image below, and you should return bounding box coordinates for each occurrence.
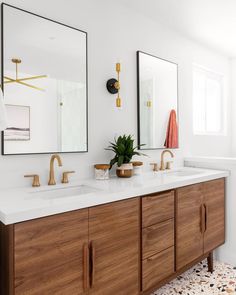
[4,58,47,91]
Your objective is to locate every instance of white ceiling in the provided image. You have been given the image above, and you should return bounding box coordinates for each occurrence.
[119,0,236,58]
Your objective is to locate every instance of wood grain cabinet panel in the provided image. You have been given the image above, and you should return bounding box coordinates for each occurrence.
[203,179,225,253]
[142,219,174,259]
[142,247,174,292]
[0,178,226,295]
[176,184,204,270]
[14,209,89,295]
[176,179,225,271]
[89,198,140,295]
[142,191,174,228]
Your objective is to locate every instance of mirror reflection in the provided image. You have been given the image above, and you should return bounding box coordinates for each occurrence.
[137,51,178,150]
[2,4,88,155]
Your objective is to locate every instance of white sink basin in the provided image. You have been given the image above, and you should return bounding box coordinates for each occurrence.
[162,168,204,177]
[171,170,203,177]
[28,184,100,200]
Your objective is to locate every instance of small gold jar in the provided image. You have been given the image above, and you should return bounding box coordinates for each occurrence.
[94,164,110,180]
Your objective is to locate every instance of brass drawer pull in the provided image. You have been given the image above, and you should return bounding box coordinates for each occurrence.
[90,241,95,288]
[204,204,208,232]
[145,219,173,233]
[200,204,206,233]
[83,243,89,290]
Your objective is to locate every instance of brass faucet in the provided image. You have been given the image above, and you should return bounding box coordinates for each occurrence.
[160,150,174,171]
[48,154,63,185]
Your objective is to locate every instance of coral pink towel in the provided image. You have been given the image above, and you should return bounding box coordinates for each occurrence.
[164,109,178,148]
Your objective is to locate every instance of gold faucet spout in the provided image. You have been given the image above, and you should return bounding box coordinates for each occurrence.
[48,154,63,185]
[160,150,174,171]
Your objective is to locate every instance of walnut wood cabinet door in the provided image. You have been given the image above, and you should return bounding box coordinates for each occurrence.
[176,184,204,270]
[14,209,89,295]
[88,198,140,295]
[203,178,225,253]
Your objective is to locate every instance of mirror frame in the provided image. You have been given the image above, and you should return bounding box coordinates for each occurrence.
[137,50,179,150]
[1,3,88,155]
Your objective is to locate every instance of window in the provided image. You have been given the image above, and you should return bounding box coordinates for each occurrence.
[193,65,225,135]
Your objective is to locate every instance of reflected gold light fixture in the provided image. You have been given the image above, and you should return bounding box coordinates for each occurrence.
[4,58,47,91]
[106,62,122,108]
[146,100,152,108]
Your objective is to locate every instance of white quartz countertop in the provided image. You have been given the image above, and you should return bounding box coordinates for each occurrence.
[0,167,229,225]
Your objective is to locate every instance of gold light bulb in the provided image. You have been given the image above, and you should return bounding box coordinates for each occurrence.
[116,97,121,108]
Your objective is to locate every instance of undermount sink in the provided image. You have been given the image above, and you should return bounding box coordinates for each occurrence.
[28,184,100,200]
[163,169,204,177]
[171,170,203,177]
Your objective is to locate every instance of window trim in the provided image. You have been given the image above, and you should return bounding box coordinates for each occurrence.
[192,64,226,136]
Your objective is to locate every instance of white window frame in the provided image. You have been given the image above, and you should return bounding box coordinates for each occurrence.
[192,64,226,136]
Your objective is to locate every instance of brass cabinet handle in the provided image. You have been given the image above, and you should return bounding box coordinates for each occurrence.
[24,174,40,187]
[204,204,208,232]
[147,252,160,262]
[89,241,95,288]
[61,171,75,184]
[200,204,206,234]
[83,243,89,291]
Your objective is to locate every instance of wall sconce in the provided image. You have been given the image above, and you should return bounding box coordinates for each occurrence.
[106,63,122,108]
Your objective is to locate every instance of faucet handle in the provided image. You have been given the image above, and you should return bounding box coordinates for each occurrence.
[150,163,159,172]
[62,171,75,184]
[24,174,40,187]
[166,161,173,170]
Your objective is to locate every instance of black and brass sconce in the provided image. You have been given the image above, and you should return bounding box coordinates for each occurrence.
[106,63,122,107]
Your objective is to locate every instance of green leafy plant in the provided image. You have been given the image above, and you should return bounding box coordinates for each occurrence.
[106,135,145,168]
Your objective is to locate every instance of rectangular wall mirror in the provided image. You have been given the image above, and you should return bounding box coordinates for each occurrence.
[1,4,88,155]
[137,51,178,150]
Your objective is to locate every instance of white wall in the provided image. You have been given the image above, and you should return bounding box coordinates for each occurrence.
[231,59,236,156]
[0,0,232,189]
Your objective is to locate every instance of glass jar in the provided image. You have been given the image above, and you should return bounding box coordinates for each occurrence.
[94,164,110,180]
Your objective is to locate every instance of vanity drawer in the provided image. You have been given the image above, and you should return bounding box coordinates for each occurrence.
[142,191,175,228]
[142,246,174,292]
[142,219,174,259]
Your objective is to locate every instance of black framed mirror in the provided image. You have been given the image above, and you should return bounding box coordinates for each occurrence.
[1,3,88,155]
[137,51,179,150]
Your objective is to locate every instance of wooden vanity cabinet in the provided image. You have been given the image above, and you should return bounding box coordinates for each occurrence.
[3,209,89,295]
[203,179,225,253]
[176,183,204,269]
[141,191,175,292]
[0,198,140,295]
[0,178,226,295]
[176,178,225,271]
[89,198,140,295]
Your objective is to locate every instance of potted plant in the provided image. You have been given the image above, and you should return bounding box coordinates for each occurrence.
[106,135,144,178]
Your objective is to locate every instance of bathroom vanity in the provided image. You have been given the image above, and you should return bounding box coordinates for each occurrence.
[0,168,228,295]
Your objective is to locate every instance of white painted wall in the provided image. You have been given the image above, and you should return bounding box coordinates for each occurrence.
[0,0,232,189]
[231,59,236,156]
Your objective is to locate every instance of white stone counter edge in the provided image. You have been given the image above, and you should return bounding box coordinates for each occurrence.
[0,168,229,225]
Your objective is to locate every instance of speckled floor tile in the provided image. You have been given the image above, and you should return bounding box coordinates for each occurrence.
[152,260,236,295]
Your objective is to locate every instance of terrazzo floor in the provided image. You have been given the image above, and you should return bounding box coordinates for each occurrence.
[152,260,236,295]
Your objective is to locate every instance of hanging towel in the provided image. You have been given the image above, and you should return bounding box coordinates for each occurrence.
[164,109,178,148]
[0,89,8,131]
